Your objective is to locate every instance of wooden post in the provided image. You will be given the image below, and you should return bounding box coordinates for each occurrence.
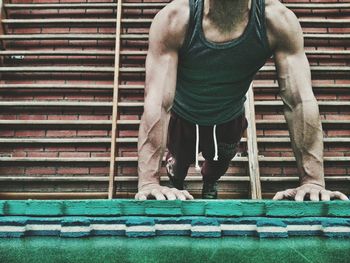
[244,83,262,199]
[108,0,122,199]
[0,0,7,67]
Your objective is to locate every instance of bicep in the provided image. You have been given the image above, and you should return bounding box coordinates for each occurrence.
[144,12,179,115]
[272,8,315,108]
[145,49,178,113]
[275,51,314,109]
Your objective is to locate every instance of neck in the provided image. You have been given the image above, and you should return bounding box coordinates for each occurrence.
[204,0,251,33]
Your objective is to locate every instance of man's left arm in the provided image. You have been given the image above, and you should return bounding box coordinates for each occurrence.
[269,6,348,201]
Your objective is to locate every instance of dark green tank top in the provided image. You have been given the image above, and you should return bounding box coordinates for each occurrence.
[171,0,273,125]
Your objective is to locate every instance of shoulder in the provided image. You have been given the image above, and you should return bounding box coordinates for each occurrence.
[149,0,190,50]
[264,0,304,53]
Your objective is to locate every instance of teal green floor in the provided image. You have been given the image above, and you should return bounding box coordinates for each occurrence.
[0,237,349,263]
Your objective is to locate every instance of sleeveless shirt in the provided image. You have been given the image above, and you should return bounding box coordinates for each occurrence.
[171,0,273,126]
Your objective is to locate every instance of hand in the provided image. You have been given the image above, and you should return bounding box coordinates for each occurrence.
[135,184,194,201]
[273,183,349,202]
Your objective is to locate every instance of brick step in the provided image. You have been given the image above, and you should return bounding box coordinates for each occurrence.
[0,34,115,40]
[0,176,249,182]
[5,3,349,10]
[0,66,115,72]
[0,156,348,163]
[0,119,348,129]
[0,100,348,108]
[0,50,115,56]
[0,101,115,107]
[0,83,347,91]
[2,18,349,26]
[0,83,115,90]
[0,65,348,74]
[0,137,348,145]
[254,101,350,107]
[1,33,348,41]
[0,175,348,183]
[0,192,109,199]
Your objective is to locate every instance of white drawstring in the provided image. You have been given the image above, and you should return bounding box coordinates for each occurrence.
[195,124,201,171]
[195,124,219,172]
[213,124,218,161]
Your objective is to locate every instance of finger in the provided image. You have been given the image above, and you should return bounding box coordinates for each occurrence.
[285,189,297,198]
[135,193,146,201]
[332,191,349,201]
[273,191,285,200]
[161,189,176,200]
[151,189,166,200]
[320,190,331,201]
[182,190,194,200]
[310,189,320,201]
[295,189,306,202]
[135,190,149,201]
[173,190,186,201]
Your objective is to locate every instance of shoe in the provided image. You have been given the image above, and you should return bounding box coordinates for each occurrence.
[166,153,184,190]
[202,181,218,199]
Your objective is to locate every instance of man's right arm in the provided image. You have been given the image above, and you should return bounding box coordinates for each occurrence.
[135,1,193,200]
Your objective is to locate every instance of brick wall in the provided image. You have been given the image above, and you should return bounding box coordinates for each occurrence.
[0,0,349,199]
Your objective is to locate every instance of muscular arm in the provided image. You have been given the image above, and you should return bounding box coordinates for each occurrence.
[267,3,348,201]
[136,1,193,200]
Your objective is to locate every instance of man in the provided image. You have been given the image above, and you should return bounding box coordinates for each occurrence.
[135,0,349,201]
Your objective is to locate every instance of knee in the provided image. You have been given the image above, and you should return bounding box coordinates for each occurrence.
[217,142,239,161]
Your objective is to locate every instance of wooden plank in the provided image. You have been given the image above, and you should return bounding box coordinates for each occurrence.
[244,84,262,199]
[0,0,7,66]
[108,0,123,199]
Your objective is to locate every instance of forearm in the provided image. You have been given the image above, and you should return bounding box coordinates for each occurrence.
[283,99,325,187]
[137,107,171,190]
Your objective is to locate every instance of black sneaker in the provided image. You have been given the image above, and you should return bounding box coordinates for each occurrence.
[202,181,218,199]
[166,153,184,190]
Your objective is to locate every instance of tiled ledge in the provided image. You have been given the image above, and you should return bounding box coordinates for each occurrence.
[0,200,349,238]
[0,200,349,217]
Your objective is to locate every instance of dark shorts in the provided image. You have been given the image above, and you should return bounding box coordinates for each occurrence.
[166,110,248,164]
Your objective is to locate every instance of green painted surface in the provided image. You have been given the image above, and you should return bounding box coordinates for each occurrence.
[328,202,350,217]
[0,200,349,217]
[0,237,349,263]
[266,202,326,217]
[63,200,122,216]
[144,200,182,216]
